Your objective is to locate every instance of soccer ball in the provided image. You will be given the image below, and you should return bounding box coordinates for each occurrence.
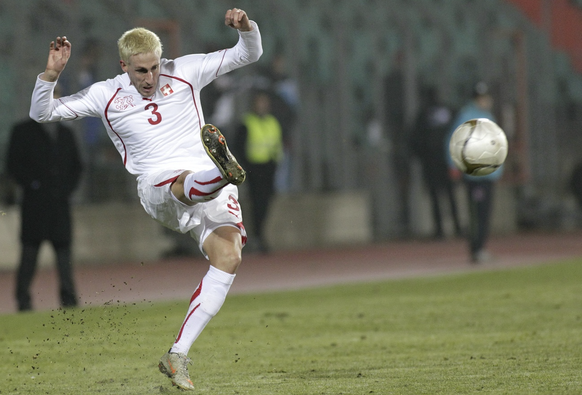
[449,118,508,176]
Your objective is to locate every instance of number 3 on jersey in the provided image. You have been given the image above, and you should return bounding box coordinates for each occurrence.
[145,103,162,125]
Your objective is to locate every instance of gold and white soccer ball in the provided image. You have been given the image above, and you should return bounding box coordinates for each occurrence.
[449,118,508,176]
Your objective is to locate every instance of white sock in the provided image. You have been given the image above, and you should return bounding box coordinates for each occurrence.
[183,169,227,203]
[171,266,236,355]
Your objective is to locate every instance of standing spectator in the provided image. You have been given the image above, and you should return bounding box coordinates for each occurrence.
[410,86,462,239]
[260,53,299,140]
[255,53,299,193]
[233,90,284,252]
[6,88,83,311]
[447,82,503,263]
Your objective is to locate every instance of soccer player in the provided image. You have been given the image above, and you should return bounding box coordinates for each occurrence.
[29,8,262,391]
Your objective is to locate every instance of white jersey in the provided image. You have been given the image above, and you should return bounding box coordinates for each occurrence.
[30,22,262,176]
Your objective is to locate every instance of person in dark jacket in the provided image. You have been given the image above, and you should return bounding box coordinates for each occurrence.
[6,116,83,311]
[410,86,462,239]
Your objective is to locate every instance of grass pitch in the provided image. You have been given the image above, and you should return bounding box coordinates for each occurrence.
[1,259,582,394]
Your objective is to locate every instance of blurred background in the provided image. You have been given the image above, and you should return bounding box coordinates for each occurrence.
[1,0,582,267]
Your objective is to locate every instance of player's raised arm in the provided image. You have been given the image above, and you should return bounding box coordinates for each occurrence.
[41,36,72,82]
[224,8,253,32]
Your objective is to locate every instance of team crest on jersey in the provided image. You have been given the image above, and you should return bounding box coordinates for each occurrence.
[160,84,174,96]
[114,95,136,110]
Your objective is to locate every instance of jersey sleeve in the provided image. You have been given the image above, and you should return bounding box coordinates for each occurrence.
[176,20,263,90]
[29,75,105,123]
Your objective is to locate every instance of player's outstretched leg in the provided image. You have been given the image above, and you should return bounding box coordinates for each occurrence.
[158,351,195,390]
[201,124,246,185]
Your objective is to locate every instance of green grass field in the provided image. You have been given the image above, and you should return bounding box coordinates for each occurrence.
[2,259,582,394]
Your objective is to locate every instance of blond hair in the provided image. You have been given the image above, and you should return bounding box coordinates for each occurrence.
[117,27,163,64]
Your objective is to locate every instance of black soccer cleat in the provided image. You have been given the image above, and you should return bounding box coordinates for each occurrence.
[201,124,246,185]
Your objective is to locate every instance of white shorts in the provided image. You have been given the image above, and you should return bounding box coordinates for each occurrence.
[137,169,246,258]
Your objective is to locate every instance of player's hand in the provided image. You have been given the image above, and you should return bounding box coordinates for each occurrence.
[42,36,71,82]
[225,8,253,32]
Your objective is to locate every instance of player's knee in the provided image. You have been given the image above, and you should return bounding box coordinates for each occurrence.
[200,288,227,317]
[207,246,242,274]
[222,248,242,270]
[212,253,241,276]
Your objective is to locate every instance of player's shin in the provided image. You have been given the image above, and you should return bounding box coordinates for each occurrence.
[171,265,235,355]
[183,170,229,203]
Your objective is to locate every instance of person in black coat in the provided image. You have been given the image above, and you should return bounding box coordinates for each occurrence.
[6,117,83,311]
[410,86,462,239]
